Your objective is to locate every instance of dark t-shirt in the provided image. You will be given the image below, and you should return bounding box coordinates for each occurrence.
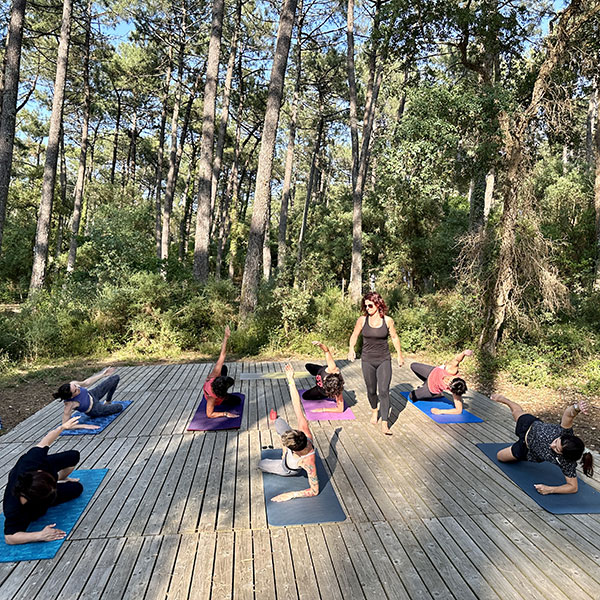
[3,446,57,535]
[527,421,577,478]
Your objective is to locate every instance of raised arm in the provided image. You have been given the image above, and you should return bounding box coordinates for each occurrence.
[208,325,231,379]
[312,341,337,371]
[284,363,311,438]
[348,316,365,361]
[561,399,588,429]
[78,366,116,388]
[446,349,473,375]
[386,317,404,367]
[37,417,82,448]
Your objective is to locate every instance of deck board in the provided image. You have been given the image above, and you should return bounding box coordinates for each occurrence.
[2,359,600,599]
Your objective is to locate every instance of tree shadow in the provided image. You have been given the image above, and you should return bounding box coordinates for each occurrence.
[324,426,341,476]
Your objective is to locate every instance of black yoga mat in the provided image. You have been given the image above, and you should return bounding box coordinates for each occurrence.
[260,449,346,526]
[477,443,600,514]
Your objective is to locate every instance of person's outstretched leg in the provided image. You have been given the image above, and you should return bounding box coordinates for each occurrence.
[305,363,322,376]
[274,417,291,435]
[47,450,80,482]
[361,360,379,424]
[376,360,393,434]
[410,363,434,383]
[88,402,124,418]
[90,374,120,404]
[492,394,525,422]
[410,384,441,402]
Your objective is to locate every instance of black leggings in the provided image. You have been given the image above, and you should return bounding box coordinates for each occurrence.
[361,358,392,421]
[47,450,84,505]
[303,363,329,400]
[410,362,442,401]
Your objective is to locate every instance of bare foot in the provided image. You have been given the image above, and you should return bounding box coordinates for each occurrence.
[370,410,379,425]
[491,393,507,404]
[58,477,80,483]
[381,423,392,436]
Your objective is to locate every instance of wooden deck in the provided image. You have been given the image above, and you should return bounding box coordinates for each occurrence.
[1,360,600,599]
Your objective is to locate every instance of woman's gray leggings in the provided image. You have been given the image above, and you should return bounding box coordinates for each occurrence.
[257,418,301,476]
[361,358,392,421]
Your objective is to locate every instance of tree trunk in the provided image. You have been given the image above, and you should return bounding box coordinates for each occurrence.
[349,0,383,303]
[587,83,598,168]
[161,35,187,264]
[483,168,495,222]
[193,0,225,282]
[594,75,600,290]
[346,0,358,190]
[0,0,27,254]
[110,91,121,185]
[29,0,72,293]
[154,51,173,258]
[66,0,91,273]
[179,141,197,261]
[239,0,297,317]
[263,201,271,281]
[210,0,241,229]
[296,110,324,267]
[278,2,303,273]
[54,128,67,263]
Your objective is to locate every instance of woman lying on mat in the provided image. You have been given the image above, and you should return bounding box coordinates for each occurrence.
[203,325,238,418]
[3,417,84,544]
[493,394,594,494]
[258,363,319,502]
[303,341,345,413]
[54,366,122,429]
[408,350,473,415]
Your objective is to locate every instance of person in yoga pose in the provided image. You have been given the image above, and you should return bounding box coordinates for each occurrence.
[54,366,122,429]
[302,341,345,413]
[409,350,473,415]
[258,363,319,502]
[3,417,84,544]
[348,292,403,435]
[203,325,239,418]
[493,393,594,494]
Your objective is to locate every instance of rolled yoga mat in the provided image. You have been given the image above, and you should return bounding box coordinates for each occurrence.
[0,469,108,562]
[400,390,483,424]
[299,390,355,421]
[261,449,346,526]
[187,393,245,431]
[60,401,132,435]
[477,443,600,514]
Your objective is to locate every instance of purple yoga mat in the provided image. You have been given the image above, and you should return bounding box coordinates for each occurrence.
[299,390,355,421]
[187,393,245,431]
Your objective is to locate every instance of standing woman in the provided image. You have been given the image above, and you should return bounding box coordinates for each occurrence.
[348,292,404,435]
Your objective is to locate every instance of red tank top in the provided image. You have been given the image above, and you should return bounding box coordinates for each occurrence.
[427,366,453,395]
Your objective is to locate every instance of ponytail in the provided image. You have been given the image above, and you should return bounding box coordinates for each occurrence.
[581,452,594,477]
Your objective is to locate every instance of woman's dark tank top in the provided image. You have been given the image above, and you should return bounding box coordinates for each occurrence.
[361,316,391,361]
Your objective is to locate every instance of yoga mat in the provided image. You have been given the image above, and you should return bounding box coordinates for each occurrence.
[0,469,108,562]
[261,449,346,526]
[60,401,132,435]
[239,371,309,381]
[400,391,483,424]
[477,443,600,514]
[299,390,355,421]
[187,393,245,431]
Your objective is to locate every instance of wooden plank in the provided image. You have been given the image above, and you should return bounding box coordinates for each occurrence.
[233,529,254,600]
[141,534,181,600]
[165,534,200,600]
[270,527,299,600]
[216,430,239,530]
[234,431,251,530]
[249,429,267,529]
[212,530,235,599]
[99,536,145,600]
[188,531,218,600]
[322,523,365,600]
[253,529,276,600]
[198,431,228,531]
[78,537,127,600]
[287,527,320,599]
[303,525,344,600]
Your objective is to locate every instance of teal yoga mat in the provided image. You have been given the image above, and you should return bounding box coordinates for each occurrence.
[400,391,483,424]
[0,469,108,561]
[60,401,132,435]
[477,443,600,514]
[261,449,346,526]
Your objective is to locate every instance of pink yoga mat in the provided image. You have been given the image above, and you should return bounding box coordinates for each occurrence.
[187,393,245,431]
[299,390,355,421]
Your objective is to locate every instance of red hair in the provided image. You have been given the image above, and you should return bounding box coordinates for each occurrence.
[361,292,387,317]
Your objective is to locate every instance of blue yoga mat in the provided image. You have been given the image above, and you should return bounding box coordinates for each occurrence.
[60,401,132,435]
[477,443,600,514]
[0,469,108,562]
[400,391,483,424]
[261,449,346,526]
